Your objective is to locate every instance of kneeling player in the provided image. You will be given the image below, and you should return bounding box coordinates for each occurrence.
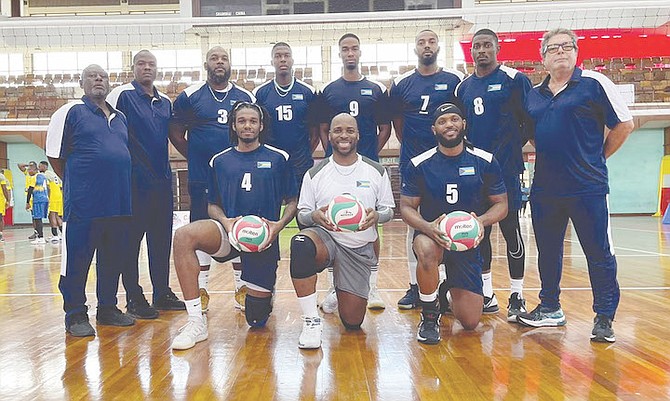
[171,102,297,350]
[400,103,507,344]
[290,113,395,349]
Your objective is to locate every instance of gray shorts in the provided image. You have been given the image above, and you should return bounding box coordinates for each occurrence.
[305,227,377,300]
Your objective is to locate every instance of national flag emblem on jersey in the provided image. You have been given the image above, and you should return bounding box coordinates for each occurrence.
[356,180,370,188]
[257,161,272,169]
[434,83,449,91]
[230,100,237,106]
[459,167,475,176]
[360,89,373,96]
[487,84,502,92]
[292,94,304,100]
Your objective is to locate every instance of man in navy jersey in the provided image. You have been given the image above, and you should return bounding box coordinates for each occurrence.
[455,29,532,320]
[46,64,135,337]
[517,28,634,343]
[319,33,392,310]
[254,42,320,191]
[170,46,256,313]
[400,103,507,344]
[171,102,297,350]
[390,29,464,310]
[108,50,185,320]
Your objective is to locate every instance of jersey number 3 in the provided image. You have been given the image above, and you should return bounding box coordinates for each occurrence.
[445,183,458,204]
[241,172,252,192]
[218,109,228,124]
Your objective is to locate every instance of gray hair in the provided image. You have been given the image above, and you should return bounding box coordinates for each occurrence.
[540,28,578,56]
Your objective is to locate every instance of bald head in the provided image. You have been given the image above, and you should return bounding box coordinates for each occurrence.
[330,113,358,131]
[206,46,229,60]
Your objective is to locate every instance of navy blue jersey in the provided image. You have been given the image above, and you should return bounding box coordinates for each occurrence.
[319,77,390,161]
[525,68,632,197]
[207,144,298,222]
[107,80,173,186]
[46,96,131,221]
[455,65,532,178]
[402,146,506,220]
[253,78,318,178]
[172,82,255,183]
[390,68,463,168]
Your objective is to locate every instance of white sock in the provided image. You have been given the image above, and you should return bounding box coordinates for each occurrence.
[233,269,243,291]
[184,298,203,321]
[327,267,335,289]
[369,268,378,289]
[198,269,210,290]
[438,264,446,282]
[482,272,493,298]
[298,292,319,317]
[407,228,418,285]
[419,290,438,303]
[510,278,524,298]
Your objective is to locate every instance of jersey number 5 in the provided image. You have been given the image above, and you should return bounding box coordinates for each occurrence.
[241,172,252,192]
[445,183,458,204]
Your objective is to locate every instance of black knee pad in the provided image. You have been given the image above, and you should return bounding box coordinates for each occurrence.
[245,294,272,327]
[290,234,318,279]
[340,317,362,331]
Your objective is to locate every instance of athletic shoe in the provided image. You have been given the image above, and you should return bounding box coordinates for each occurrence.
[516,305,566,327]
[367,286,385,310]
[50,235,61,244]
[0,234,4,242]
[320,288,338,314]
[417,309,441,345]
[298,316,322,349]
[483,293,500,314]
[65,313,95,337]
[591,314,616,343]
[171,316,208,350]
[28,231,37,240]
[96,307,135,326]
[507,292,527,322]
[438,280,452,315]
[199,288,210,313]
[153,290,186,311]
[127,296,159,319]
[234,285,247,311]
[397,283,419,310]
[30,237,46,245]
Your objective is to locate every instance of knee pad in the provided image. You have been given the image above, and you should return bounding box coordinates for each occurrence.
[245,295,272,327]
[289,234,317,279]
[340,317,362,331]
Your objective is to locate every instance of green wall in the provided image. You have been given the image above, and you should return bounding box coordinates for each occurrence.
[608,128,663,214]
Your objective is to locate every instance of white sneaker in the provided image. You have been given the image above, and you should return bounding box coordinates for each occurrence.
[30,237,46,245]
[367,287,386,310]
[50,236,61,244]
[171,316,208,350]
[234,285,247,311]
[298,316,323,349]
[320,288,338,314]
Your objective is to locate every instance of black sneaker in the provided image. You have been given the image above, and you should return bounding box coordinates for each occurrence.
[507,292,527,322]
[398,283,419,310]
[438,280,452,315]
[483,294,500,314]
[127,297,159,319]
[591,314,616,343]
[65,313,95,337]
[28,230,37,240]
[153,290,186,311]
[417,309,441,344]
[96,307,135,326]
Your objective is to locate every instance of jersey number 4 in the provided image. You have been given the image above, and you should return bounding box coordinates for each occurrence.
[445,183,458,204]
[241,172,252,192]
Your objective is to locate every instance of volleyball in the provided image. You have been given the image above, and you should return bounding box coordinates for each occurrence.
[438,211,481,252]
[327,193,367,232]
[232,215,270,252]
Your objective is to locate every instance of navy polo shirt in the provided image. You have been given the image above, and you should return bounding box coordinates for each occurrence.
[525,67,632,197]
[46,95,132,221]
[172,82,256,183]
[455,65,532,179]
[389,68,464,169]
[107,80,172,186]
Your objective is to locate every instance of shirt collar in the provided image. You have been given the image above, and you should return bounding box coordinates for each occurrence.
[81,95,120,116]
[539,67,582,93]
[131,79,160,100]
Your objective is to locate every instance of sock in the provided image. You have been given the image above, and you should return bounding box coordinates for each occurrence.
[510,278,524,298]
[233,269,243,291]
[419,290,438,303]
[184,298,204,321]
[369,267,378,289]
[407,228,418,285]
[327,267,335,289]
[438,264,446,282]
[51,227,58,236]
[482,272,493,298]
[198,270,210,290]
[297,292,319,317]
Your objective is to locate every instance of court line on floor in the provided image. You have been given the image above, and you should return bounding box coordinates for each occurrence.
[0,254,61,268]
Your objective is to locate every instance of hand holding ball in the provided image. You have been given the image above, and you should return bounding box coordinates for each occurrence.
[230,215,269,252]
[327,193,367,232]
[438,211,481,251]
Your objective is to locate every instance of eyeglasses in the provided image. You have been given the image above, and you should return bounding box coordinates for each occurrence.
[543,41,577,55]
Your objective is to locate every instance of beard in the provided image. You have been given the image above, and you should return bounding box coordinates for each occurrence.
[238,135,259,144]
[207,66,231,85]
[437,130,465,148]
[419,52,438,66]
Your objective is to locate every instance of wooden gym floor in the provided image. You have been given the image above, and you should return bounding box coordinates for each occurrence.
[0,216,669,400]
